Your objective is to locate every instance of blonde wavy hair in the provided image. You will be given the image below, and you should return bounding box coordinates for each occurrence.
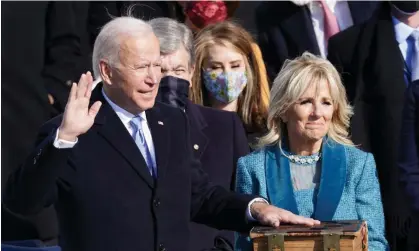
[257,52,354,148]
[191,21,270,133]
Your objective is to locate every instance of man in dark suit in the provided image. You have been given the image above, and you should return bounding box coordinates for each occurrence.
[256,0,381,81]
[3,16,319,251]
[151,17,250,251]
[399,80,419,251]
[327,2,419,250]
[1,1,87,243]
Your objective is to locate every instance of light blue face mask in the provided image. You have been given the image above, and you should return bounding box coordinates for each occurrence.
[202,70,248,103]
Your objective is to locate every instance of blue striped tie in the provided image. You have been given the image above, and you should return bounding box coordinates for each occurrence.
[409,30,419,82]
[130,116,156,178]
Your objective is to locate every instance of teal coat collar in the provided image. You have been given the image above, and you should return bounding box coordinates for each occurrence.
[265,139,347,220]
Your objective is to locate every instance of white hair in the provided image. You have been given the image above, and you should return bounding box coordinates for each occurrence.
[148,17,194,66]
[92,16,154,79]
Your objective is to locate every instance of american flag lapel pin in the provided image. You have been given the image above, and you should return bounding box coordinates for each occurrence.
[158,121,164,125]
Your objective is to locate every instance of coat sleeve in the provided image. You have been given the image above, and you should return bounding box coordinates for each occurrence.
[234,157,256,251]
[355,153,389,251]
[398,83,419,212]
[3,117,74,216]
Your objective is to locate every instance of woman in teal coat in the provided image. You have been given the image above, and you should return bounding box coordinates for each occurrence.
[235,52,389,251]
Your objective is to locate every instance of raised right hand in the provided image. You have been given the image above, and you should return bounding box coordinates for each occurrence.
[58,72,102,141]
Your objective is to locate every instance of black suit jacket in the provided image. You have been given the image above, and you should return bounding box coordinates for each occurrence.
[327,3,412,249]
[399,80,419,213]
[2,1,86,242]
[186,101,250,251]
[3,88,255,251]
[257,1,381,81]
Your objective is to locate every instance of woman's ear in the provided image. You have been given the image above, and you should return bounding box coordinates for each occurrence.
[99,60,113,85]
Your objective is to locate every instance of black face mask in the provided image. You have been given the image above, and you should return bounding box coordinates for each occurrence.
[391,1,419,15]
[156,76,190,110]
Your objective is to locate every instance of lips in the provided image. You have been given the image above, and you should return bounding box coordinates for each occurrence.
[137,90,155,97]
[305,123,324,129]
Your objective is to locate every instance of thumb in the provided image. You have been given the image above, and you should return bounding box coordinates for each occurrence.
[272,218,280,228]
[89,101,102,118]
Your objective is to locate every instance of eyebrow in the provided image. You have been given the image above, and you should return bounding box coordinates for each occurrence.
[173,64,187,69]
[162,63,187,69]
[208,59,242,64]
[298,96,332,101]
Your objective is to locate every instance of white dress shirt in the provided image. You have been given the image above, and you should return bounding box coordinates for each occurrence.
[392,16,419,61]
[308,0,354,58]
[392,16,419,84]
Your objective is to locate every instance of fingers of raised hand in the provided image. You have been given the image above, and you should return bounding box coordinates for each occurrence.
[76,74,86,99]
[85,72,94,99]
[89,101,102,118]
[68,82,77,103]
[76,72,93,99]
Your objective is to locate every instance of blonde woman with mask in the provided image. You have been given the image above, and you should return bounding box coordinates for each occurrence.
[191,21,270,148]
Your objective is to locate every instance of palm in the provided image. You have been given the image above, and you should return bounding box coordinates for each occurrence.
[59,72,102,140]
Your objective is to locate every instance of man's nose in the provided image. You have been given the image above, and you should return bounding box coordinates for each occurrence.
[147,66,161,84]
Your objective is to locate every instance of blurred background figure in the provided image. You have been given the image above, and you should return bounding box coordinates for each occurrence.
[256,0,381,82]
[191,21,270,148]
[398,79,419,251]
[1,1,88,245]
[328,1,419,250]
[149,17,250,251]
[87,1,262,42]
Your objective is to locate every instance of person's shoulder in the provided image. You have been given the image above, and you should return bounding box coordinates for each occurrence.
[194,103,239,121]
[153,101,185,118]
[343,145,368,156]
[238,147,267,167]
[343,144,373,166]
[329,24,364,48]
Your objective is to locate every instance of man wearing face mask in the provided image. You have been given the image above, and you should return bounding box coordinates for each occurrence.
[149,17,250,251]
[328,1,419,250]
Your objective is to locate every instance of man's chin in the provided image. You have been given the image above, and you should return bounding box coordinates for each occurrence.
[139,99,156,111]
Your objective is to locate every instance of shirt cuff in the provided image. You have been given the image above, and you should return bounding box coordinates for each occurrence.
[53,128,78,149]
[246,198,270,222]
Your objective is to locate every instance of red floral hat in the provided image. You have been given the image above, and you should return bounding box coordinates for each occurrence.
[184,1,229,29]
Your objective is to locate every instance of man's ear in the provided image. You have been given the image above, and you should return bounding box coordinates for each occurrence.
[99,60,113,85]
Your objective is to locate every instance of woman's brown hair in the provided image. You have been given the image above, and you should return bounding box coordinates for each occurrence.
[191,21,270,133]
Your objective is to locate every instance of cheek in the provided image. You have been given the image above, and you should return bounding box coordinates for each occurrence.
[323,108,334,122]
[232,65,246,73]
[288,117,307,134]
[293,107,311,124]
[181,72,190,80]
